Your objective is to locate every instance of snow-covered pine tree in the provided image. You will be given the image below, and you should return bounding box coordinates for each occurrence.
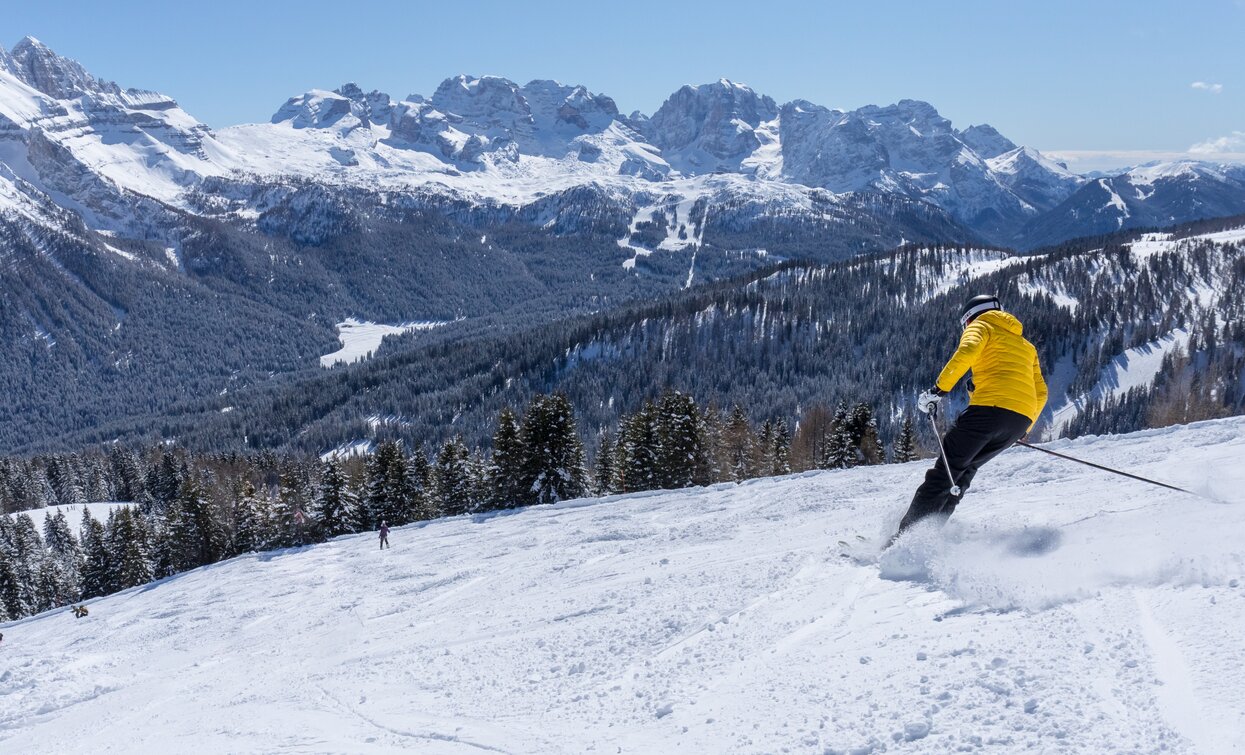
[771,421,792,475]
[167,472,226,572]
[315,460,355,539]
[823,402,856,470]
[365,441,409,527]
[593,429,617,496]
[466,451,491,513]
[232,485,266,555]
[698,405,726,483]
[105,507,152,590]
[9,514,45,615]
[108,446,145,502]
[519,393,588,504]
[46,454,87,507]
[655,390,703,489]
[755,420,776,478]
[893,413,920,463]
[616,401,658,492]
[80,509,110,599]
[0,547,21,620]
[489,407,525,509]
[271,467,314,548]
[151,451,184,515]
[848,403,886,465]
[42,510,82,604]
[433,436,473,516]
[407,449,440,522]
[723,405,755,482]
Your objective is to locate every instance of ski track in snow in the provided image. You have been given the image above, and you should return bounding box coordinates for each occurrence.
[3,419,1245,752]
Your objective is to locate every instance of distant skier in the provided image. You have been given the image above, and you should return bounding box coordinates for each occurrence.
[379,521,390,550]
[892,295,1047,540]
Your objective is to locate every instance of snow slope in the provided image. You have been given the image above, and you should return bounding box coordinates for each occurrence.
[3,419,1245,753]
[319,318,447,368]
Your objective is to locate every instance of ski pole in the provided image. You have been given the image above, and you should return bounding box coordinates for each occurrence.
[1015,440,1191,494]
[928,403,961,497]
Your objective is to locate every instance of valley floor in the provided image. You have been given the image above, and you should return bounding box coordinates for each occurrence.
[2,420,1245,753]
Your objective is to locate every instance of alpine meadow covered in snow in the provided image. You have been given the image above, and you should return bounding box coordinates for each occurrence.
[3,3,1245,752]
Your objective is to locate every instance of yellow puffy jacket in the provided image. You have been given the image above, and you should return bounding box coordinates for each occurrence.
[935,310,1048,425]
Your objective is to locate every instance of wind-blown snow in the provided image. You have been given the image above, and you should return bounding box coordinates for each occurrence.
[3,419,1244,753]
[319,318,446,367]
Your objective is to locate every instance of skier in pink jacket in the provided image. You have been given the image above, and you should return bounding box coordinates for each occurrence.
[379,521,390,550]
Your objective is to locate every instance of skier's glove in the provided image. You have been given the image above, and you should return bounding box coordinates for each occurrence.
[917,387,945,414]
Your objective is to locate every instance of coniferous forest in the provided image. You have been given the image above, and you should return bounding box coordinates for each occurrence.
[0,391,913,621]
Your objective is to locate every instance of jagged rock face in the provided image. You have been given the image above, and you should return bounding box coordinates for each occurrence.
[778,101,887,192]
[645,80,778,172]
[430,75,533,144]
[8,36,121,99]
[959,124,1017,160]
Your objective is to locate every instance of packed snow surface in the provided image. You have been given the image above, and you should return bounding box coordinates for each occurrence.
[319,318,446,367]
[3,419,1245,753]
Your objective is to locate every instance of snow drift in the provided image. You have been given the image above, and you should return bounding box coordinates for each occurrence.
[2,418,1244,753]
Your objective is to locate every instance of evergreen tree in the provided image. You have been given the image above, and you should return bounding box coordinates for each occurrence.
[723,405,755,482]
[433,436,473,516]
[489,407,526,509]
[106,507,153,590]
[466,452,491,513]
[616,402,658,492]
[0,547,21,620]
[771,421,792,476]
[109,446,145,502]
[848,403,886,466]
[232,481,268,554]
[80,509,110,599]
[270,468,314,548]
[893,413,920,463]
[755,420,776,477]
[365,441,409,527]
[403,449,436,523]
[655,390,703,489]
[9,514,44,614]
[823,403,856,470]
[593,430,617,496]
[167,472,226,572]
[42,510,82,604]
[519,393,588,504]
[315,460,355,539]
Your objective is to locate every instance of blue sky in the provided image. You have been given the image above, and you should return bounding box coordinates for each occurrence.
[5,0,1244,171]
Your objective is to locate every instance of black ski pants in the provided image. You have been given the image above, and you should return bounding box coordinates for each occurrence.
[897,405,1031,534]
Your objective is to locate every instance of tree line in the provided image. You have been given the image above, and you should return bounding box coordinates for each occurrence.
[0,391,924,621]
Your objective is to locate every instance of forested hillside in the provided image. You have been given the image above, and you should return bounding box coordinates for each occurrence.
[35,216,1242,456]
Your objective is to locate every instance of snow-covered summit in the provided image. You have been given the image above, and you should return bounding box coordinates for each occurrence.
[644,79,780,173]
[3,418,1243,752]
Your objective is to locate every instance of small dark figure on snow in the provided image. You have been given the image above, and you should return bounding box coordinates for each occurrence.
[379,521,390,550]
[72,605,89,619]
[893,295,1048,542]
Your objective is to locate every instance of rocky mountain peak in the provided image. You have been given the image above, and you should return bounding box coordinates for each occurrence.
[9,36,121,99]
[959,124,1018,159]
[646,79,779,173]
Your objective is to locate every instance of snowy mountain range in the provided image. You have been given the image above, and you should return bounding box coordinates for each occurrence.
[4,416,1244,752]
[3,35,1243,254]
[3,36,1245,452]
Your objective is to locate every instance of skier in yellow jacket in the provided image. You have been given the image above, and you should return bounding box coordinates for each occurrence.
[894,295,1048,538]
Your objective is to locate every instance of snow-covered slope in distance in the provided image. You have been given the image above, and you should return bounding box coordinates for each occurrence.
[3,418,1244,753]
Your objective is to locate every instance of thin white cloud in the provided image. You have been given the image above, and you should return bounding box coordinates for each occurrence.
[1190,131,1245,154]
[1191,81,1224,94]
[1045,149,1245,174]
